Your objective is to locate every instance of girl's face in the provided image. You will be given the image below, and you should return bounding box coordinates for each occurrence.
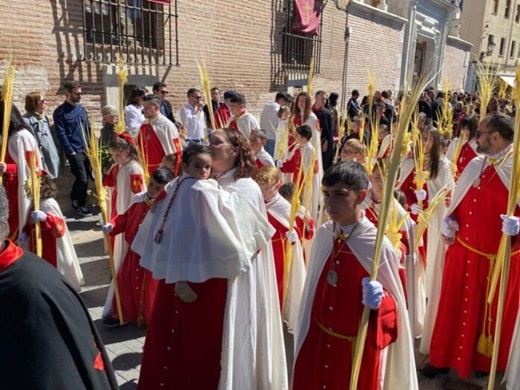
[183,153,212,180]
[297,95,307,112]
[147,178,166,199]
[209,131,237,173]
[369,169,384,200]
[249,135,264,154]
[258,182,279,200]
[109,148,131,165]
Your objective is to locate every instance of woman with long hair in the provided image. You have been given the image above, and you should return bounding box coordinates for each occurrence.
[289,92,323,221]
[23,92,60,179]
[0,101,43,242]
[397,127,454,355]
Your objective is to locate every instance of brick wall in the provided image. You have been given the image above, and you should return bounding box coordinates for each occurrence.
[346,2,406,97]
[443,37,473,92]
[0,0,460,125]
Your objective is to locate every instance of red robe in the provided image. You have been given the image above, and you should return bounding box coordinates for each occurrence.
[3,156,18,240]
[24,210,66,268]
[456,142,478,175]
[399,168,429,223]
[292,240,398,389]
[138,279,228,389]
[136,124,168,177]
[110,196,158,325]
[215,104,231,129]
[429,165,520,377]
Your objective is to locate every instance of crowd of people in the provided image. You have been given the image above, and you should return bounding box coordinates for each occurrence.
[0,78,520,390]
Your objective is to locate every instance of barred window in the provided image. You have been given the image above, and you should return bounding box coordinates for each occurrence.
[82,0,178,65]
[281,0,323,77]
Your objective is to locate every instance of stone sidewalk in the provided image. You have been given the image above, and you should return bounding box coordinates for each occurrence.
[66,209,506,390]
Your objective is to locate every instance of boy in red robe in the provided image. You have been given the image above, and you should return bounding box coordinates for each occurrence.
[101,167,174,327]
[292,161,418,390]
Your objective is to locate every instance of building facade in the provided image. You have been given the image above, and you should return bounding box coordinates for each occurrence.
[460,0,520,90]
[0,0,471,122]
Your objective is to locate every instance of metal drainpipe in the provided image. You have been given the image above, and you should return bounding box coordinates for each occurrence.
[333,0,352,112]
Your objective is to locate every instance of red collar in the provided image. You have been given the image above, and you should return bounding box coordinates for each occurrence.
[312,104,322,112]
[0,240,24,273]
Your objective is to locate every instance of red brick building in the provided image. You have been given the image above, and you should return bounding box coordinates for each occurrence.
[0,0,469,121]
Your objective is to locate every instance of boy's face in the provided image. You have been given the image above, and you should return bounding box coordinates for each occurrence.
[323,183,367,225]
[183,153,212,180]
[295,132,307,146]
[147,178,166,199]
[258,182,278,200]
[249,135,265,153]
[369,169,384,199]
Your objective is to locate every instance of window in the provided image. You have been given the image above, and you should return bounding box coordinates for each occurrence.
[511,40,516,57]
[516,4,520,22]
[282,0,323,77]
[82,0,178,65]
[499,37,506,56]
[505,0,511,18]
[494,0,499,14]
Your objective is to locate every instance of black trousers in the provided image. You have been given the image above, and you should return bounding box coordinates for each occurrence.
[67,152,91,207]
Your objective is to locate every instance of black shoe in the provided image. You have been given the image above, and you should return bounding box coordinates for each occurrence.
[102,317,122,328]
[474,371,489,378]
[420,363,449,378]
[72,202,92,217]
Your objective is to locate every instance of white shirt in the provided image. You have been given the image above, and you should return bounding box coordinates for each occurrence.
[124,104,145,138]
[260,101,281,141]
[179,103,206,140]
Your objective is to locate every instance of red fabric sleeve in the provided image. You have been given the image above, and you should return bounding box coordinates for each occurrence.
[368,289,398,350]
[280,154,297,173]
[109,212,128,237]
[43,213,66,238]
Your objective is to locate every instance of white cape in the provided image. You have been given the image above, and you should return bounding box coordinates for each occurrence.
[133,175,274,283]
[294,217,418,389]
[265,193,306,332]
[40,198,84,292]
[216,170,289,390]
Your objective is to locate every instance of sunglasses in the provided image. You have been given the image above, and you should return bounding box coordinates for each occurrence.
[160,90,169,95]
[191,95,202,100]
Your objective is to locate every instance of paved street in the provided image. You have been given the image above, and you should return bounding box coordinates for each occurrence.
[63,192,506,389]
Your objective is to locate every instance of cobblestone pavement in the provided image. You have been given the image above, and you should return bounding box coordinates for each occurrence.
[66,208,506,390]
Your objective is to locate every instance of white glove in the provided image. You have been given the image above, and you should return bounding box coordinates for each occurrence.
[441,217,459,238]
[501,214,520,236]
[410,203,422,215]
[18,231,29,244]
[275,160,283,168]
[31,210,47,222]
[362,277,384,310]
[415,189,427,202]
[285,230,298,244]
[101,223,113,234]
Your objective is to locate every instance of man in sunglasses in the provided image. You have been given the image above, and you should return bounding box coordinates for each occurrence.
[53,80,93,217]
[423,112,520,383]
[179,88,206,147]
[152,81,176,124]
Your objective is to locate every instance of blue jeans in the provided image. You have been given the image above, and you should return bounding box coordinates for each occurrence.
[265,139,276,157]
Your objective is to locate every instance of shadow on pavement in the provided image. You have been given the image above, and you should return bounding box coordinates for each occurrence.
[94,320,147,345]
[113,352,143,371]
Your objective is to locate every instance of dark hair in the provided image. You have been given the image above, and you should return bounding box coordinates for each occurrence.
[151,167,175,184]
[275,92,287,102]
[322,160,369,191]
[230,93,246,106]
[381,90,390,99]
[63,80,81,93]
[187,88,200,97]
[278,182,295,201]
[422,128,441,180]
[25,92,43,113]
[315,90,326,98]
[211,87,220,93]
[40,173,57,200]
[127,86,147,105]
[218,128,256,180]
[459,114,478,139]
[108,136,138,160]
[284,93,294,104]
[250,128,267,141]
[0,101,30,137]
[152,82,167,92]
[296,124,312,140]
[0,185,9,242]
[141,94,161,107]
[328,92,339,107]
[352,90,359,97]
[182,143,213,165]
[484,112,514,142]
